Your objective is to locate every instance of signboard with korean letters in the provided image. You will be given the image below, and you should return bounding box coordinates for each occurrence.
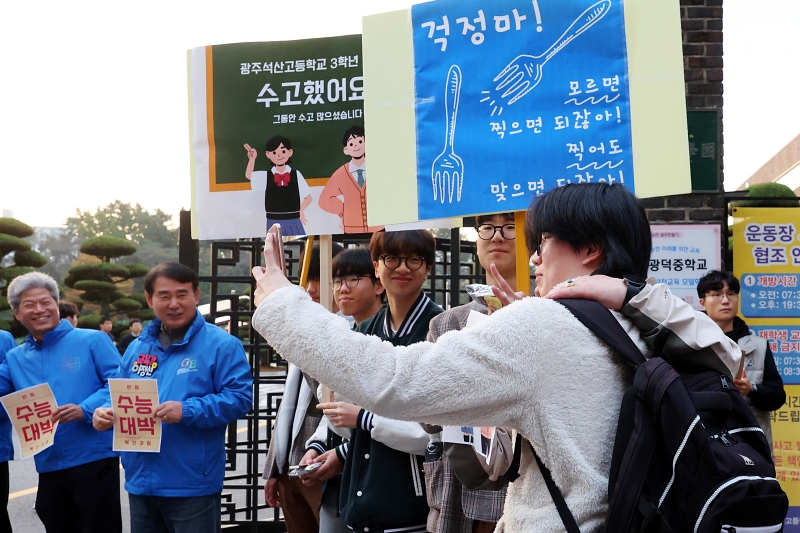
[648,224,721,310]
[411,0,633,220]
[189,36,453,239]
[110,379,161,453]
[732,207,800,528]
[0,383,58,458]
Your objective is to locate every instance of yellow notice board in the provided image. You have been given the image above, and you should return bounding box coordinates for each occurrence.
[733,207,800,527]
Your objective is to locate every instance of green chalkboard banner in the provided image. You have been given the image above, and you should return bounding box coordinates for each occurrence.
[687,109,720,193]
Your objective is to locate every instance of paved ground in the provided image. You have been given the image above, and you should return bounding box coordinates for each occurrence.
[8,381,285,531]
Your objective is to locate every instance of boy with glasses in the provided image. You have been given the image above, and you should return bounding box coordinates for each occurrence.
[317,231,441,533]
[698,270,785,445]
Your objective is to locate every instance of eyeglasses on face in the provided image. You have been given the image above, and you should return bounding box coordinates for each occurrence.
[704,291,739,300]
[332,276,370,291]
[475,224,516,240]
[378,255,426,271]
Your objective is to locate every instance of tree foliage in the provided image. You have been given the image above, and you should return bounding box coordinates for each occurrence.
[0,218,34,239]
[733,183,799,209]
[13,250,47,268]
[80,236,137,262]
[66,201,178,247]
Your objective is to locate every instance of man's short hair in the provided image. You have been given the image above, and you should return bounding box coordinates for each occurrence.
[697,270,740,298]
[342,125,365,146]
[129,318,142,326]
[526,183,651,279]
[475,212,515,226]
[58,302,79,319]
[100,316,112,324]
[306,242,345,282]
[144,263,200,295]
[369,230,436,266]
[332,247,377,283]
[7,272,59,311]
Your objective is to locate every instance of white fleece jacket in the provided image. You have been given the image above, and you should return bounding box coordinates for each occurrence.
[254,285,653,533]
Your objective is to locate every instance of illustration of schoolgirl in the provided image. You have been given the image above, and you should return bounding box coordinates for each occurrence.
[244,135,312,236]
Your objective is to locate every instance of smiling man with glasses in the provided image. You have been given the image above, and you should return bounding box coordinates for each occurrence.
[698,270,785,445]
[314,230,441,533]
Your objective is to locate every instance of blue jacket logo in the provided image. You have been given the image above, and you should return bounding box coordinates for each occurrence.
[177,358,198,375]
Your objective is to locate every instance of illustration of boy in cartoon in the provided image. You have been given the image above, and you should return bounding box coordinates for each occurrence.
[244,135,312,236]
[318,126,383,233]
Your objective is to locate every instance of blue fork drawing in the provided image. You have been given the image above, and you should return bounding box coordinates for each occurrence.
[481,0,612,115]
[431,65,464,204]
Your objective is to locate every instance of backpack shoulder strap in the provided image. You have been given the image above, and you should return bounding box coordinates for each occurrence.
[555,298,646,366]
[505,434,581,533]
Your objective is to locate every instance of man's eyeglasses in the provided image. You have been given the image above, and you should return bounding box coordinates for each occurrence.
[704,291,739,300]
[332,276,370,291]
[475,224,516,241]
[379,255,426,271]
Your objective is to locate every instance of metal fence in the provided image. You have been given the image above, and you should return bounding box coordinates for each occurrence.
[179,222,485,532]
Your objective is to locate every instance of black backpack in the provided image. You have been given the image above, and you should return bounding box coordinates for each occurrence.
[505,299,788,533]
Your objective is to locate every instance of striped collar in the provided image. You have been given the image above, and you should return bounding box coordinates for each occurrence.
[383,292,432,339]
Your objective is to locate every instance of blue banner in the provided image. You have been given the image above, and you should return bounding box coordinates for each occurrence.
[740,273,800,318]
[411,0,634,220]
[749,326,800,384]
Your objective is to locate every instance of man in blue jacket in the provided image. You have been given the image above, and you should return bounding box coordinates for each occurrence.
[3,272,121,533]
[93,262,253,533]
[0,330,16,533]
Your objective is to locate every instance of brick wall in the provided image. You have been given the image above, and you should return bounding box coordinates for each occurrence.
[644,0,726,233]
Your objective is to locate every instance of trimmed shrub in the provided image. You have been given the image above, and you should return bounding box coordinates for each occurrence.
[13,250,47,268]
[111,298,143,312]
[0,218,34,238]
[0,234,31,258]
[77,314,103,329]
[80,236,136,261]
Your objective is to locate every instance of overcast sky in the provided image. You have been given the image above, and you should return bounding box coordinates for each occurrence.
[1,0,797,228]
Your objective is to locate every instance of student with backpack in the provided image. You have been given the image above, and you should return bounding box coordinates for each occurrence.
[251,183,784,532]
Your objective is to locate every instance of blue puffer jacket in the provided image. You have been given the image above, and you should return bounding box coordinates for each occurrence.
[0,321,119,473]
[0,331,17,463]
[116,310,253,497]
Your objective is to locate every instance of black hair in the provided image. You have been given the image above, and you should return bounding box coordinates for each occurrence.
[144,263,200,295]
[265,135,292,152]
[100,316,112,323]
[525,183,651,279]
[129,318,142,325]
[342,126,365,147]
[332,247,377,282]
[58,302,78,319]
[475,212,515,226]
[369,230,436,266]
[306,242,345,282]
[697,270,740,298]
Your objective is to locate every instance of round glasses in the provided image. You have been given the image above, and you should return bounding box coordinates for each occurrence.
[379,255,426,271]
[475,224,516,240]
[332,276,370,291]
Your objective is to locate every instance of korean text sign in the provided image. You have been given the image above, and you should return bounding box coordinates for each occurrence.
[733,207,800,528]
[110,379,161,453]
[411,0,633,220]
[649,225,720,310]
[0,383,59,458]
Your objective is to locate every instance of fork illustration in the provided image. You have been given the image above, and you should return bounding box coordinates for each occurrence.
[481,0,611,115]
[431,65,464,204]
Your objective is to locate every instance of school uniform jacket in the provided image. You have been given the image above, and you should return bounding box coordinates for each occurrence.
[334,293,442,533]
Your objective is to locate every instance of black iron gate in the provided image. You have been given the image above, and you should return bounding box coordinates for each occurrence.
[178,215,485,532]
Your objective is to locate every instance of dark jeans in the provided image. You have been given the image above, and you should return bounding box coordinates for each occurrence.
[36,457,121,533]
[129,493,221,533]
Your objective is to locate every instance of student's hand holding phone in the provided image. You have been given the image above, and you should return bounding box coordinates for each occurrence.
[252,233,292,307]
[301,449,344,487]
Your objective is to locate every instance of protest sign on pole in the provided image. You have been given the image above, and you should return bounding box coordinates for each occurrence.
[364,0,691,225]
[0,383,58,458]
[110,378,161,453]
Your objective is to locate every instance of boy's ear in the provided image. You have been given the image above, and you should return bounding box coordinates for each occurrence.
[343,146,349,156]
